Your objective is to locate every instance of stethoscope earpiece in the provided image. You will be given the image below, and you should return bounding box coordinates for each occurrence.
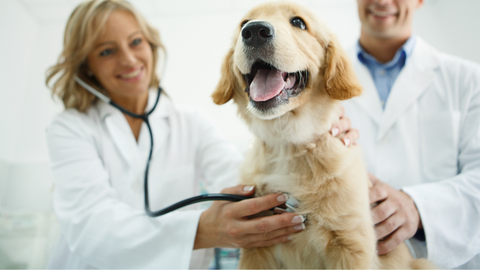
[74,76,111,103]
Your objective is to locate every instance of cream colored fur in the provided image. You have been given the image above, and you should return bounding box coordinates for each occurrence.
[212,2,436,269]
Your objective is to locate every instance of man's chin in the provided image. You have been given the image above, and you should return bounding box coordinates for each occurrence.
[365,25,402,39]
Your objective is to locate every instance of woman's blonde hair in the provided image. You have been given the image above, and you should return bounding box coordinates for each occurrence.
[46,0,164,111]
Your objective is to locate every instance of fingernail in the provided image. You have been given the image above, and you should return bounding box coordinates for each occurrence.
[287,235,294,240]
[243,185,254,192]
[292,215,305,224]
[344,138,350,147]
[294,223,306,231]
[331,127,339,137]
[277,194,288,203]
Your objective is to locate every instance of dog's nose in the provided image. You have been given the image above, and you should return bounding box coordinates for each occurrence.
[242,21,274,47]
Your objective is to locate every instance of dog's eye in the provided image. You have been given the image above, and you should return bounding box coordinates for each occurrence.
[241,20,250,28]
[291,17,307,30]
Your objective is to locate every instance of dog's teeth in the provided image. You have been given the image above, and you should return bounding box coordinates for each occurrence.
[285,74,296,89]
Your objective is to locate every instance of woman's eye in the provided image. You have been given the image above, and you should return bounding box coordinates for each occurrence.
[132,38,142,46]
[99,49,113,56]
[291,17,306,30]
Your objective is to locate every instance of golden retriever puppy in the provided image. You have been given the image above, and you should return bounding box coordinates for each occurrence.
[212,1,436,269]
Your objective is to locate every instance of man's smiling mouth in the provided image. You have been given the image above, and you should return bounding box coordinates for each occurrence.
[368,6,398,18]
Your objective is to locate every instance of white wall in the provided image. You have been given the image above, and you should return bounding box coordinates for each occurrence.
[0,0,479,267]
[414,0,480,64]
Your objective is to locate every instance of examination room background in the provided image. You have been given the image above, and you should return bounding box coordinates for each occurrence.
[1,0,480,268]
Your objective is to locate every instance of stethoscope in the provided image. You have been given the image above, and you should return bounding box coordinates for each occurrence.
[74,76,252,217]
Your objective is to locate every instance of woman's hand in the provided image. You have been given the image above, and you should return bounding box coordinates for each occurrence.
[368,173,422,255]
[194,185,306,249]
[330,105,359,147]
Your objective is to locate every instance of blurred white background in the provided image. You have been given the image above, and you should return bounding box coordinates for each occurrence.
[1,0,479,268]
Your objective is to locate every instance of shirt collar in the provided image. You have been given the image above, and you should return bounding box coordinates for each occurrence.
[356,34,417,68]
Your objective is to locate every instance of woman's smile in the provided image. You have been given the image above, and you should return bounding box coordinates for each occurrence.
[117,66,144,82]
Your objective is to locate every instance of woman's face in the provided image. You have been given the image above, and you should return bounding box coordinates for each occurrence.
[87,10,153,100]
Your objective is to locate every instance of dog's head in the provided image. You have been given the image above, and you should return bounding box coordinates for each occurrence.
[212,2,362,144]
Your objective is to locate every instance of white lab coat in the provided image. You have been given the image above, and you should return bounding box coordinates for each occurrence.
[344,38,480,269]
[46,90,243,269]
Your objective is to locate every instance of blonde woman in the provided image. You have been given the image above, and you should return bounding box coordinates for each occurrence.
[46,0,357,268]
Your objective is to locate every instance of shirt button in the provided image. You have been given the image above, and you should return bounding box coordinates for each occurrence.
[379,69,386,75]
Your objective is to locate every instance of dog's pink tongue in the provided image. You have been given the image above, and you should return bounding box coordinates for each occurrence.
[250,69,285,102]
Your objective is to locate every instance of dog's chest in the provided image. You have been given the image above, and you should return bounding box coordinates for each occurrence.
[254,169,297,197]
[244,145,314,198]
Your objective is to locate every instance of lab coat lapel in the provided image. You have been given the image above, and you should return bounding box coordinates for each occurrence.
[350,56,383,126]
[99,90,171,174]
[102,105,144,174]
[377,38,438,141]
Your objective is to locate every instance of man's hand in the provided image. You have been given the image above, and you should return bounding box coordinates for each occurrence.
[331,105,359,147]
[368,173,423,255]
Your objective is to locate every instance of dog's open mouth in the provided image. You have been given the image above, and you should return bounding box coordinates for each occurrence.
[244,60,308,110]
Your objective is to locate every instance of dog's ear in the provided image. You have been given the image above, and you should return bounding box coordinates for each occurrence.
[323,36,363,100]
[212,49,236,105]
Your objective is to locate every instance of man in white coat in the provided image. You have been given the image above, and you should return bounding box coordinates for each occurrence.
[344,0,480,268]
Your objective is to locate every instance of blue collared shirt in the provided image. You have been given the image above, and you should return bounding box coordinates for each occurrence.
[356,35,416,109]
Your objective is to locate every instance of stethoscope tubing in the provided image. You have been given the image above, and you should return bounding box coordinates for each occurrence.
[148,194,251,216]
[74,76,250,217]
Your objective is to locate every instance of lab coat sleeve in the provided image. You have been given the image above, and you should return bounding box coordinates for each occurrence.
[193,110,243,193]
[402,64,480,269]
[47,111,202,269]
